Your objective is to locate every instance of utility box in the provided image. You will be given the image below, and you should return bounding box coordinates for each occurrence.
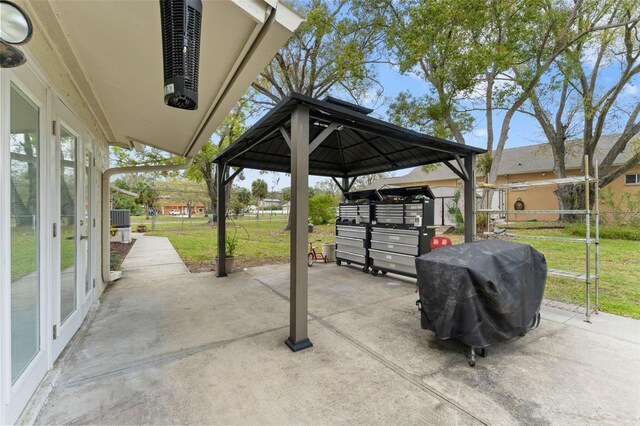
[110,209,131,228]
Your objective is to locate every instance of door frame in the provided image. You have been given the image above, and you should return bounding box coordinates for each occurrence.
[0,65,51,425]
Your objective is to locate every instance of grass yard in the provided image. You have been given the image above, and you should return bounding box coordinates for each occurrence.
[146,217,336,272]
[507,228,640,319]
[146,218,640,319]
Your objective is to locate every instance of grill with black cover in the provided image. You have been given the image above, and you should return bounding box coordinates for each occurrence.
[415,240,547,366]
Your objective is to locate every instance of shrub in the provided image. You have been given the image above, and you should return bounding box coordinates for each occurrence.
[566,223,640,241]
[309,193,337,225]
[261,204,283,211]
[600,188,640,226]
[476,211,488,233]
[110,251,121,270]
[447,189,464,232]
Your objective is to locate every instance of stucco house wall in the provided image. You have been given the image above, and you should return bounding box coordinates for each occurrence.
[370,139,640,223]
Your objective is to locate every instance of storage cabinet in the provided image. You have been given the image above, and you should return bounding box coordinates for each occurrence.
[338,203,371,224]
[335,187,436,277]
[373,198,435,227]
[335,224,369,271]
[369,226,435,277]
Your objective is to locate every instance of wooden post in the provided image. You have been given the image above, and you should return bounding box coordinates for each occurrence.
[216,162,227,277]
[285,104,313,352]
[464,154,476,243]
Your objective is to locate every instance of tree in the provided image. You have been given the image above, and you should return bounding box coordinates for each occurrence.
[184,100,250,222]
[134,183,159,219]
[281,187,292,203]
[251,179,269,219]
[314,179,342,199]
[155,179,209,218]
[524,1,640,212]
[251,0,383,109]
[309,193,338,225]
[111,179,145,216]
[236,187,252,205]
[229,186,252,216]
[366,0,639,207]
[250,0,384,230]
[351,172,391,191]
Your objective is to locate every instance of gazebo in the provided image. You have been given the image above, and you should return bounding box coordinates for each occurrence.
[213,93,486,352]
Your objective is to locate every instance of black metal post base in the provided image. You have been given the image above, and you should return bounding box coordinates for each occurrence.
[285,337,313,352]
[215,272,228,278]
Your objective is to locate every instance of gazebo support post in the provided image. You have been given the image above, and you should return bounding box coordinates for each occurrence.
[285,104,313,352]
[341,177,350,201]
[464,154,476,243]
[216,161,227,277]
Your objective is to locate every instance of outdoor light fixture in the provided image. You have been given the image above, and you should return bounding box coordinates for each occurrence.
[0,0,33,68]
[159,0,202,110]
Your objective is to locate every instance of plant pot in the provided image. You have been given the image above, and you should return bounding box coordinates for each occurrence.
[215,256,235,273]
[136,225,147,232]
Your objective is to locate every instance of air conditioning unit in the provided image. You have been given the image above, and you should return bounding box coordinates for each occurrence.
[159,0,202,110]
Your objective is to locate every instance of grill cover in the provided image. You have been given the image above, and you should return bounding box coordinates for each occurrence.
[416,240,547,348]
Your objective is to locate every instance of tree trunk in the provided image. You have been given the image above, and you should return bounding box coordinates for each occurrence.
[554,184,584,222]
[283,211,292,231]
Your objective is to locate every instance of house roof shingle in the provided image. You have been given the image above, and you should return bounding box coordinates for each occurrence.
[368,134,638,189]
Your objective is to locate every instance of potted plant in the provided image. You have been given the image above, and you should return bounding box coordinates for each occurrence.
[136,224,147,233]
[216,234,237,272]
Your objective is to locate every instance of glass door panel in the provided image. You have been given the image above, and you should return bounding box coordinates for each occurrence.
[59,127,77,323]
[9,85,40,384]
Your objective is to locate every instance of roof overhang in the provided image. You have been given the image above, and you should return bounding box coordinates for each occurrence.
[24,0,303,157]
[214,93,486,178]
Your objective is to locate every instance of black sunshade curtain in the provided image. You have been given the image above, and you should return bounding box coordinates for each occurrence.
[213,92,485,178]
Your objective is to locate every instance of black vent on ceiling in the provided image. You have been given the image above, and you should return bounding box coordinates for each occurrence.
[159,0,202,110]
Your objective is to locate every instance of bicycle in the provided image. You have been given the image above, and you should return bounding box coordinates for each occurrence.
[307,240,327,267]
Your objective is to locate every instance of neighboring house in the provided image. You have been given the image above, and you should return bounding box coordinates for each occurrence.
[0,1,303,423]
[368,135,640,225]
[159,202,206,215]
[260,198,282,207]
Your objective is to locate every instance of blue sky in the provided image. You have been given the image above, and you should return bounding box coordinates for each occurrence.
[232,60,639,192]
[234,65,538,191]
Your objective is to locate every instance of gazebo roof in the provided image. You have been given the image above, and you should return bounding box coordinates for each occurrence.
[213,93,485,177]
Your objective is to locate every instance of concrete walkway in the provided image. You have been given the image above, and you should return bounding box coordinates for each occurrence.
[34,235,640,425]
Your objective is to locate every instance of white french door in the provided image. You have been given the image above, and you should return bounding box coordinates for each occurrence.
[51,98,89,360]
[1,61,96,426]
[1,66,49,425]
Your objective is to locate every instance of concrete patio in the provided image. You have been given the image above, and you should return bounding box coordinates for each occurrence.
[33,235,640,425]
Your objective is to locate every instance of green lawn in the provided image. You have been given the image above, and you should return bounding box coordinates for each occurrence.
[146,217,336,271]
[146,219,640,319]
[506,228,640,319]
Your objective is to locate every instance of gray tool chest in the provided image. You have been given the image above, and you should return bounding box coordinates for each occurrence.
[335,202,372,272]
[368,225,435,277]
[335,225,369,271]
[334,187,436,277]
[373,198,435,227]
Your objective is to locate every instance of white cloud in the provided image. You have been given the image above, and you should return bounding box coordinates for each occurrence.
[622,82,639,97]
[473,128,488,138]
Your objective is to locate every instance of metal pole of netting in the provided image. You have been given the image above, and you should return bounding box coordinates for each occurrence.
[595,160,600,313]
[584,156,591,323]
